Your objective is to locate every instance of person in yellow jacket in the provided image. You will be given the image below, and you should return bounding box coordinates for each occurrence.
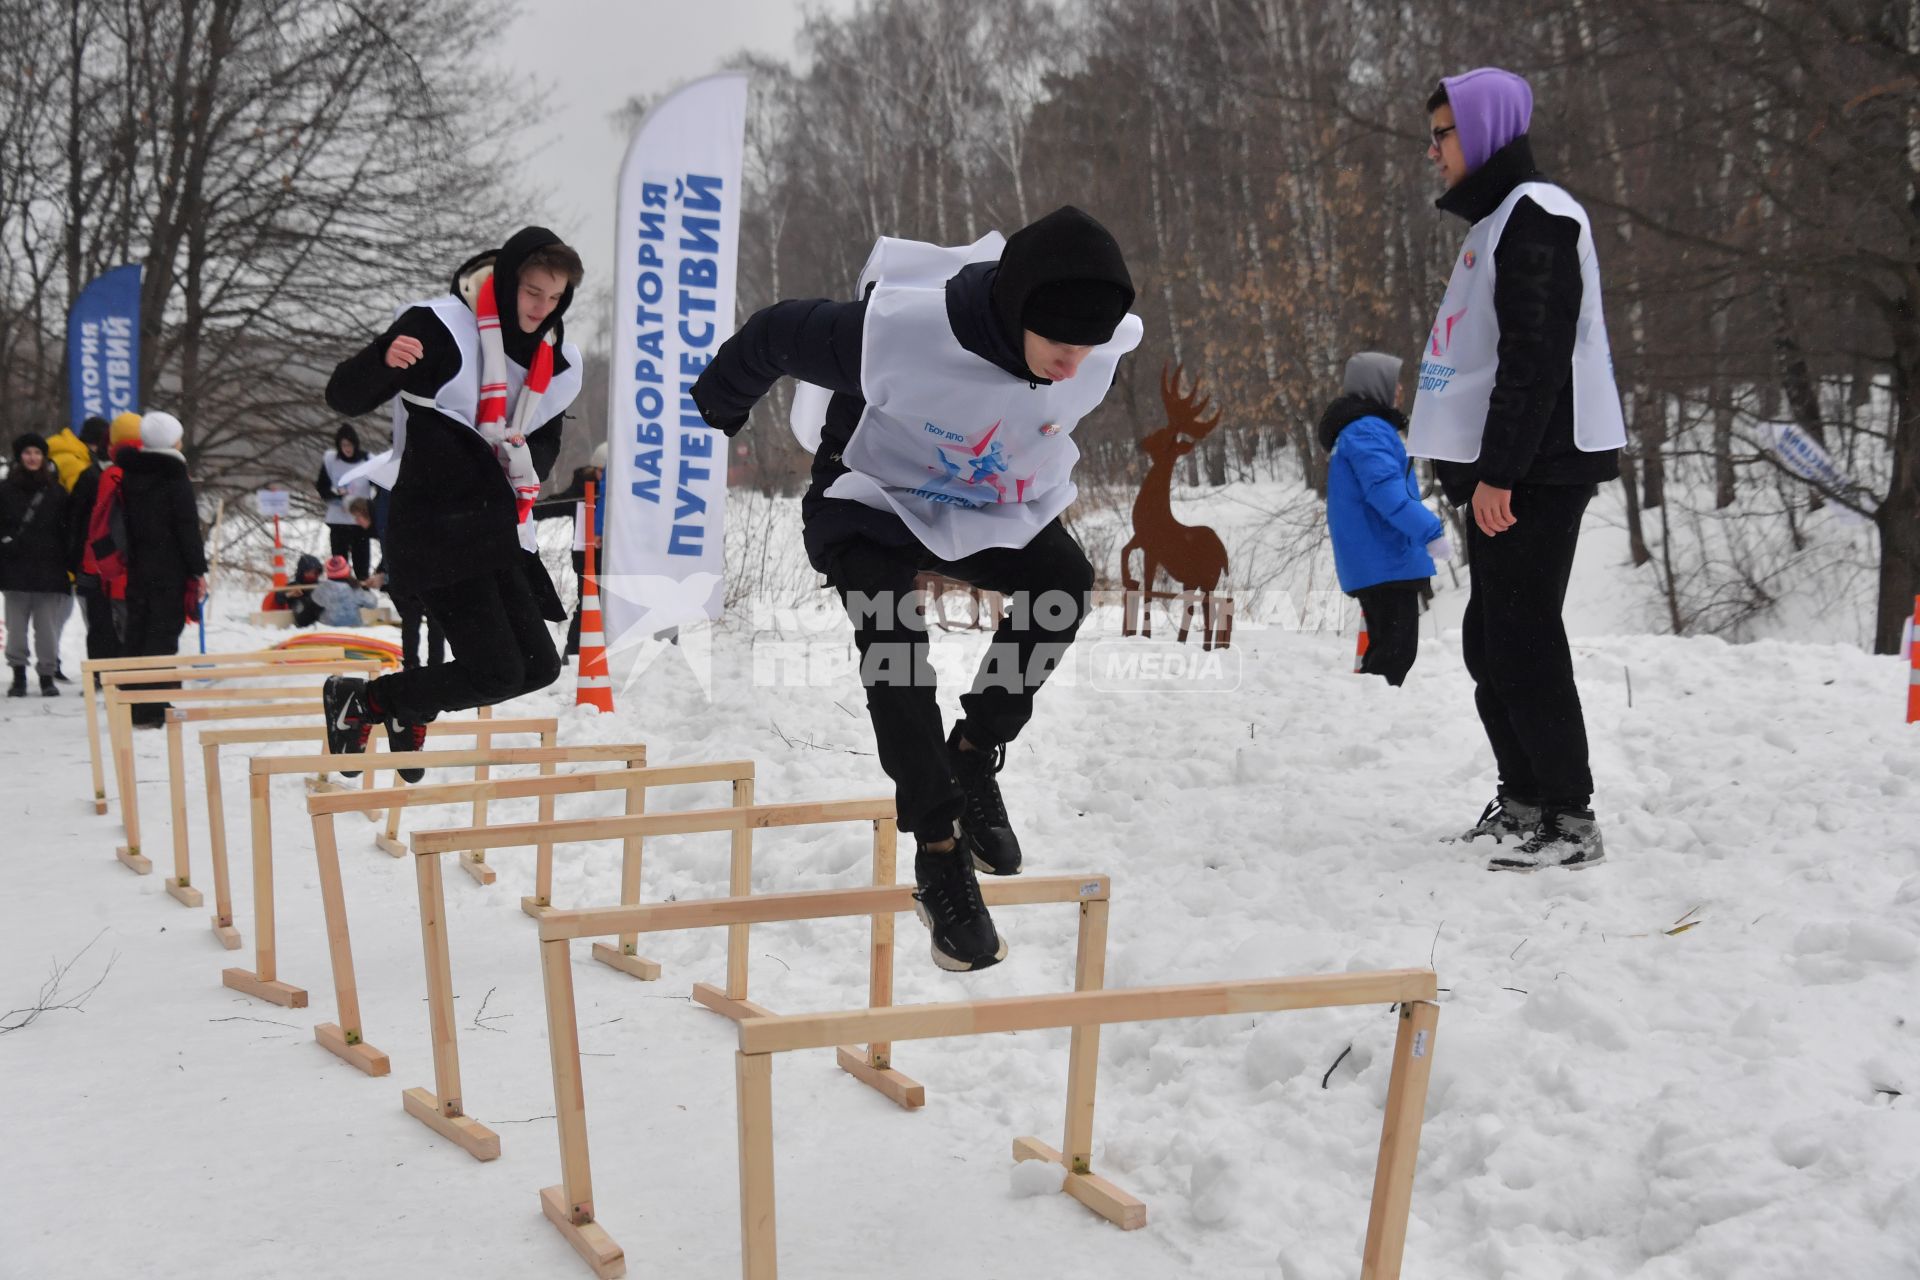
[44,418,99,492]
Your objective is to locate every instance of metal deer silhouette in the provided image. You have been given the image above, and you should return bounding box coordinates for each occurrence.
[1119,364,1233,649]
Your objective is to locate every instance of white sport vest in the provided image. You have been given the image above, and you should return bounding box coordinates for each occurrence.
[320,450,372,525]
[1407,182,1627,464]
[381,294,583,550]
[789,233,1143,561]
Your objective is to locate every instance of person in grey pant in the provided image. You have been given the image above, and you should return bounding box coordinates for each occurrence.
[1,433,74,696]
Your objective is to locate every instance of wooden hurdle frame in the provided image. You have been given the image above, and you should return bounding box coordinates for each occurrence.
[220,735,569,1007]
[99,659,382,871]
[299,748,664,1080]
[534,887,1438,1279]
[525,878,1119,1277]
[198,716,559,951]
[81,647,345,815]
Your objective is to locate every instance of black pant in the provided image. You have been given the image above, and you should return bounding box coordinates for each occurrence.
[1354,585,1420,687]
[394,590,445,670]
[77,580,121,662]
[366,562,560,725]
[1461,484,1596,808]
[823,518,1094,839]
[328,524,371,579]
[123,582,187,725]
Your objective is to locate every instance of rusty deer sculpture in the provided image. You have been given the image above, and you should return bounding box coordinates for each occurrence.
[1120,364,1233,649]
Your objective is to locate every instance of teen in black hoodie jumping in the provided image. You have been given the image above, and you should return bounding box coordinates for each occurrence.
[691,206,1139,972]
[321,227,584,782]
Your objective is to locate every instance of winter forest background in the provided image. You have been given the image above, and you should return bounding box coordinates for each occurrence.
[2,0,1916,652]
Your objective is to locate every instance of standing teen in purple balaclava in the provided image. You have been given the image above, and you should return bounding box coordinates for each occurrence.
[1407,67,1627,872]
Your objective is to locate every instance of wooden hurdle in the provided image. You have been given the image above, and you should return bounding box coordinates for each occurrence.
[198,717,558,952]
[527,878,1122,1277]
[299,749,667,1080]
[535,888,1438,1279]
[80,647,345,816]
[99,659,381,871]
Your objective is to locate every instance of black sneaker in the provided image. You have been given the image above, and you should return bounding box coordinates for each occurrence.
[322,675,376,778]
[912,835,1007,972]
[1488,807,1606,872]
[948,727,1021,875]
[386,718,428,783]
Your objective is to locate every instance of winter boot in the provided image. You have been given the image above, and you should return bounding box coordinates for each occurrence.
[7,667,25,698]
[948,726,1021,875]
[1446,791,1541,845]
[1487,807,1606,873]
[322,675,377,778]
[39,672,59,697]
[386,718,430,783]
[912,829,1007,972]
[52,665,72,684]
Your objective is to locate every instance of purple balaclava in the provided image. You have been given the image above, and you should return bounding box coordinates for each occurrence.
[1441,67,1533,174]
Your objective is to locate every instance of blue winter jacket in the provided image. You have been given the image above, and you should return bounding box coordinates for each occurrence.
[1321,396,1444,594]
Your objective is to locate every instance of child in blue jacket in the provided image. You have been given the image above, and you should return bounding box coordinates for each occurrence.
[1319,352,1451,685]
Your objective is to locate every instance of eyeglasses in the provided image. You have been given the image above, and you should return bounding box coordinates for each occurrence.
[1429,124,1457,148]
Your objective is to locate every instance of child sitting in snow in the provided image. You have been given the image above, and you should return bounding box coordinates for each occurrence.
[310,555,377,627]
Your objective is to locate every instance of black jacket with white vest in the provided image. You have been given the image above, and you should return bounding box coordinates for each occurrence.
[1430,137,1620,506]
[324,231,573,598]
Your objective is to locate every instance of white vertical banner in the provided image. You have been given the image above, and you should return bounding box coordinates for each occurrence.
[604,71,748,649]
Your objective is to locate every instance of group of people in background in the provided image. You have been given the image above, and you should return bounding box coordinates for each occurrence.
[1,410,207,722]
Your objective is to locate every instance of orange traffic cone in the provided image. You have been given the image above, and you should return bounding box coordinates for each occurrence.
[1906,594,1918,725]
[271,515,288,591]
[576,482,614,713]
[1353,613,1370,674]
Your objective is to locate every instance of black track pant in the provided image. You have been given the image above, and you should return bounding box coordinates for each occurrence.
[367,563,559,725]
[1354,585,1421,687]
[123,582,187,724]
[1460,483,1596,809]
[328,524,372,580]
[822,518,1093,840]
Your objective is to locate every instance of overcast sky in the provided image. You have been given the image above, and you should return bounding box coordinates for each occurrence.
[500,0,857,349]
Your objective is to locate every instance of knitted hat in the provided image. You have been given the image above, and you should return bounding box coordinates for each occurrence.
[590,441,608,469]
[12,432,50,460]
[324,555,352,581]
[991,206,1136,350]
[110,412,144,447]
[140,411,185,452]
[80,416,111,451]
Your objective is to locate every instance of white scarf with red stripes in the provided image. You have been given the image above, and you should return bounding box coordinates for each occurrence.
[474,271,549,524]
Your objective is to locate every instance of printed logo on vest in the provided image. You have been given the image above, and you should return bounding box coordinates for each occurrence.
[1463,249,1477,270]
[912,419,1037,507]
[1419,306,1466,393]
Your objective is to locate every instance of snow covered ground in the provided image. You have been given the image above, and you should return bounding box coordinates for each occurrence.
[3,545,1917,1279]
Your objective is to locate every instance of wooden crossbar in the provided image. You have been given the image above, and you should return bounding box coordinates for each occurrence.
[98,659,379,686]
[251,744,648,776]
[537,876,1109,941]
[200,717,555,750]
[305,761,744,816]
[412,797,897,855]
[83,648,341,813]
[738,970,1438,1055]
[169,702,324,724]
[113,686,326,704]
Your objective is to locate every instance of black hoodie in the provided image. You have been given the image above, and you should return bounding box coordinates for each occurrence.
[688,210,1136,567]
[116,448,207,591]
[324,227,574,599]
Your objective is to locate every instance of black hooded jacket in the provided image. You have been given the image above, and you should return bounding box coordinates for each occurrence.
[116,447,207,592]
[325,227,574,597]
[0,458,72,594]
[688,208,1135,567]
[1431,136,1619,505]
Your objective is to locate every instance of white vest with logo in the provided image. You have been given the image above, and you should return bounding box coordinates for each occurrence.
[1408,181,1626,464]
[380,294,583,551]
[789,233,1143,561]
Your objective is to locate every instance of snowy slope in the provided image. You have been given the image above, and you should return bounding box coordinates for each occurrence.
[2,588,1917,1279]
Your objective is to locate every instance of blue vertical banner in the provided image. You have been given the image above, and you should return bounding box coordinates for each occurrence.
[603,71,747,648]
[67,264,143,429]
